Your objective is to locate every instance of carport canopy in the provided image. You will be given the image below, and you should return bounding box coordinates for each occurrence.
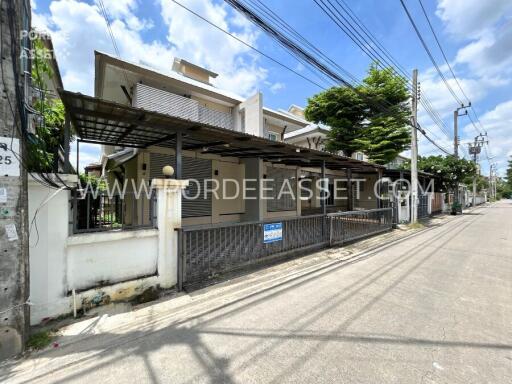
[61,90,384,173]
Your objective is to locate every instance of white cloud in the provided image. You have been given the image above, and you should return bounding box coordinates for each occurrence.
[158,0,267,96]
[32,0,269,98]
[414,0,512,166]
[436,0,512,39]
[461,100,512,175]
[32,0,168,95]
[455,23,512,79]
[434,0,512,82]
[269,82,285,94]
[419,67,486,118]
[32,0,271,167]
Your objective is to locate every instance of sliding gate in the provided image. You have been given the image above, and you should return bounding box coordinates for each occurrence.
[177,208,392,289]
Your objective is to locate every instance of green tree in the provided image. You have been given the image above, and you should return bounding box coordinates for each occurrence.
[304,63,411,164]
[496,176,512,199]
[402,155,477,192]
[28,37,67,172]
[506,157,512,189]
[355,64,411,164]
[304,86,366,157]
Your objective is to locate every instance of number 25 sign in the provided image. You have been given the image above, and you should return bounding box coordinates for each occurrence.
[0,137,20,177]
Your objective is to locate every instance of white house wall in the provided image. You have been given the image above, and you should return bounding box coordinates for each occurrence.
[240,92,264,137]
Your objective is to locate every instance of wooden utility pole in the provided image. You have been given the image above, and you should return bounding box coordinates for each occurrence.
[410,69,419,224]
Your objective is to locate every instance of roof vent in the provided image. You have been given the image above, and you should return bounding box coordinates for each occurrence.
[172,58,218,85]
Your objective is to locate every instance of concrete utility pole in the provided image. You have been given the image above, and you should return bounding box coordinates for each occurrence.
[489,165,493,200]
[453,105,469,209]
[468,134,487,207]
[489,163,497,200]
[410,69,419,224]
[0,0,31,359]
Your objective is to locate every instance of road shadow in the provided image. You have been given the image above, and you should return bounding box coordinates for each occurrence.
[1,211,500,384]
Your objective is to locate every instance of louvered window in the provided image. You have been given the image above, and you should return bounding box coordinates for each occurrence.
[150,153,212,217]
[266,167,297,212]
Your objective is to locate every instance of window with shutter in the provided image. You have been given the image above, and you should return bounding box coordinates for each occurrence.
[150,153,212,217]
[266,167,297,212]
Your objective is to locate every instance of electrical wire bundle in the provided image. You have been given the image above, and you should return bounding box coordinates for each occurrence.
[222,0,453,154]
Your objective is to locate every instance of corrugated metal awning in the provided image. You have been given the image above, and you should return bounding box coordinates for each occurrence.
[61,90,384,172]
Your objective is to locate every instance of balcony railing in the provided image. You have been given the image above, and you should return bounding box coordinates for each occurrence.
[133,83,234,130]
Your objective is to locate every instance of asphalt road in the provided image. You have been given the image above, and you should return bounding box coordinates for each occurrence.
[3,201,512,383]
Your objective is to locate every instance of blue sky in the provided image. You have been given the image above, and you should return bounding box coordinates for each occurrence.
[32,0,512,176]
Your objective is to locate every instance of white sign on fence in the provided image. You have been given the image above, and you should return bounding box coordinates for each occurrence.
[0,137,20,177]
[263,222,283,244]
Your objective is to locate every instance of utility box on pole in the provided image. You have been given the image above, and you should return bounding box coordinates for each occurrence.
[0,0,31,360]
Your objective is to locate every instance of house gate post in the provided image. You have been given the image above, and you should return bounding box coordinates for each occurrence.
[153,179,189,288]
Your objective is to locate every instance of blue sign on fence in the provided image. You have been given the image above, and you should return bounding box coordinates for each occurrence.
[263,222,283,244]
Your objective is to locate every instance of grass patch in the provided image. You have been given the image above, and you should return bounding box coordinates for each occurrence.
[27,330,53,350]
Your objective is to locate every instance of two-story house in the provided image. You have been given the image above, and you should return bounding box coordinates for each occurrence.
[84,51,383,227]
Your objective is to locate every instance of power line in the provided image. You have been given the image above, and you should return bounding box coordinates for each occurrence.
[0,0,69,189]
[309,0,456,146]
[170,0,330,89]
[398,0,463,106]
[415,0,497,163]
[178,0,455,158]
[236,0,461,158]
[416,0,470,103]
[225,0,417,117]
[97,0,132,88]
[417,123,452,155]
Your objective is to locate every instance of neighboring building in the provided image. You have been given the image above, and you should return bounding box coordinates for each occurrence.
[283,123,329,151]
[282,105,368,163]
[386,154,409,170]
[84,162,102,177]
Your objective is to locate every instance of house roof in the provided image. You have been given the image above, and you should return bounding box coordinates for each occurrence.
[94,51,310,127]
[61,90,384,172]
[95,51,244,104]
[284,124,330,141]
[173,58,218,78]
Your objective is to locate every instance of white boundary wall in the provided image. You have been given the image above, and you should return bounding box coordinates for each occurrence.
[28,175,187,325]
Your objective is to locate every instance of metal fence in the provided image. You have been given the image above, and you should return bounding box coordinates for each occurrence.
[329,208,393,246]
[71,190,157,234]
[177,208,392,288]
[418,194,430,219]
